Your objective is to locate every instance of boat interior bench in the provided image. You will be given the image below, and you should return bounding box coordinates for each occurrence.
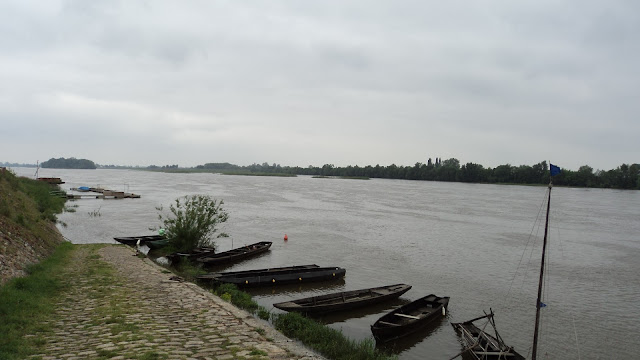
[394,313,420,320]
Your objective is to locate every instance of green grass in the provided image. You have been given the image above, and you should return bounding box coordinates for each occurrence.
[170,258,207,281]
[0,241,74,360]
[201,282,395,360]
[273,312,396,360]
[210,283,263,314]
[15,174,67,221]
[249,348,268,356]
[135,351,168,360]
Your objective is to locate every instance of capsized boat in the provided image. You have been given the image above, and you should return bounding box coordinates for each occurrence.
[371,294,449,342]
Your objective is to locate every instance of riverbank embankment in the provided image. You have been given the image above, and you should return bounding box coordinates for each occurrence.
[26,243,323,360]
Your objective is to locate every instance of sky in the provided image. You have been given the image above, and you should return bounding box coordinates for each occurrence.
[1,1,638,171]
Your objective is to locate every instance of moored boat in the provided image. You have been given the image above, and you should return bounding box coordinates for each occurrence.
[145,238,170,249]
[273,283,412,314]
[166,247,217,263]
[196,264,345,287]
[371,294,450,342]
[195,241,272,266]
[113,235,166,246]
[37,177,64,184]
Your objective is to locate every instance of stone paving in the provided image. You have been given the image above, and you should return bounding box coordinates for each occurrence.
[28,245,324,360]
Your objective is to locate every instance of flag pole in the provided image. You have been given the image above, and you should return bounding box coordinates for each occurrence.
[532,163,553,360]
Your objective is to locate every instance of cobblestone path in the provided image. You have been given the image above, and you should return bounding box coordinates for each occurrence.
[28,245,323,360]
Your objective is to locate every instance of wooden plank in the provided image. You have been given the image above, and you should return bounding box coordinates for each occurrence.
[394,313,420,320]
[473,352,517,356]
[377,321,401,326]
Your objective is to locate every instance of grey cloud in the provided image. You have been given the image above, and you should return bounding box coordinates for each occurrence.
[1,0,639,170]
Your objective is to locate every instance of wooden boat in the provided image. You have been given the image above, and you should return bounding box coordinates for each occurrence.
[146,238,170,249]
[371,294,449,342]
[195,241,272,266]
[37,177,64,184]
[451,311,525,360]
[273,283,412,314]
[113,235,166,246]
[166,247,217,263]
[451,163,562,360]
[196,264,345,287]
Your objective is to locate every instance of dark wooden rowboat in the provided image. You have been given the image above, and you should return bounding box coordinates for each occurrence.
[166,247,217,263]
[451,311,525,360]
[371,294,450,342]
[197,265,320,281]
[145,238,170,249]
[196,264,345,287]
[273,283,412,314]
[113,235,166,246]
[195,241,272,266]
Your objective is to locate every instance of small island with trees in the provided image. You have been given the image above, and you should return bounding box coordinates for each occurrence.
[40,157,97,169]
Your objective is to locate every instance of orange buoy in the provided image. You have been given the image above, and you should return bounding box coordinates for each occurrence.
[284,234,288,241]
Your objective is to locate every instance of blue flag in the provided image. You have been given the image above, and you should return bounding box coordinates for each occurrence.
[550,163,561,176]
[539,302,547,308]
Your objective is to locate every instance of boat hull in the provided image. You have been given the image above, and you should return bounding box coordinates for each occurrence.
[273,284,412,314]
[166,247,217,263]
[197,265,345,287]
[146,238,170,249]
[371,294,449,342]
[113,235,166,246]
[195,241,272,266]
[451,316,525,360]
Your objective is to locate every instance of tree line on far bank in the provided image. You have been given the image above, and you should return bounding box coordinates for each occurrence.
[197,159,640,190]
[13,156,638,190]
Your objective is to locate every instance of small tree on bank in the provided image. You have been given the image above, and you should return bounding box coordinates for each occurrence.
[158,195,229,252]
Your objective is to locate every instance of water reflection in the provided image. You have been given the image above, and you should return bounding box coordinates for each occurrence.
[246,279,346,297]
[311,298,412,324]
[192,250,274,271]
[376,316,448,354]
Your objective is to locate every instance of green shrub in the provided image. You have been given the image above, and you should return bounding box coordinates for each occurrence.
[0,198,11,217]
[208,283,266,315]
[157,195,229,252]
[15,213,26,226]
[257,307,270,320]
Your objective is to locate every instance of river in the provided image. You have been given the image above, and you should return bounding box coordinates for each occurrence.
[12,167,640,359]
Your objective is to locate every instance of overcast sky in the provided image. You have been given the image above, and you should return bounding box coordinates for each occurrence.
[1,1,638,170]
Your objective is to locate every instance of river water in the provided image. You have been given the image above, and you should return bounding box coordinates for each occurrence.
[12,167,640,359]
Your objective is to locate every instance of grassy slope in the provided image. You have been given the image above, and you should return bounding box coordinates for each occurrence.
[0,169,69,358]
[0,170,66,285]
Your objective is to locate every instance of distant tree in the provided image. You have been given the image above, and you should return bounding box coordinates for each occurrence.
[442,158,460,169]
[492,164,514,183]
[460,163,485,183]
[576,165,595,187]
